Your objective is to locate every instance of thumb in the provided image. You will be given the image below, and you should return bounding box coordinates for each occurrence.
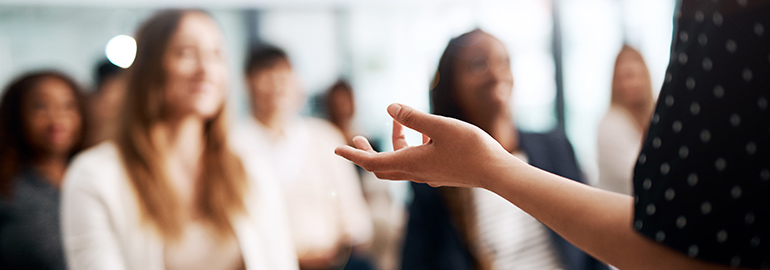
[386,103,448,139]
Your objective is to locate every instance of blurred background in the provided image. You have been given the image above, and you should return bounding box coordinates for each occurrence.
[0,0,674,194]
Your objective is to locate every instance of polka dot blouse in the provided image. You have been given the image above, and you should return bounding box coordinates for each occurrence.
[633,0,770,268]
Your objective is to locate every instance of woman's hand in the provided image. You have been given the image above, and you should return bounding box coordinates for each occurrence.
[334,103,517,189]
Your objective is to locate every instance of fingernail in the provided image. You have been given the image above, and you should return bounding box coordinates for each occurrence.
[387,103,402,117]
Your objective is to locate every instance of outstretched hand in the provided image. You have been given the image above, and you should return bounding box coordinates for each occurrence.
[334,103,516,188]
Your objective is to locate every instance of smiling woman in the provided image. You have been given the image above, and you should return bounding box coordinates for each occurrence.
[335,1,770,269]
[59,9,298,270]
[0,71,86,270]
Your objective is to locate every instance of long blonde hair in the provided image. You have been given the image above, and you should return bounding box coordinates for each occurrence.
[116,9,247,241]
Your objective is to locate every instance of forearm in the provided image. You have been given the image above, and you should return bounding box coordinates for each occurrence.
[483,155,733,270]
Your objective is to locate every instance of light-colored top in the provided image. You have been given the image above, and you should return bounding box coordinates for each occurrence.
[60,142,299,270]
[231,117,373,259]
[164,220,245,270]
[597,105,644,195]
[473,153,564,270]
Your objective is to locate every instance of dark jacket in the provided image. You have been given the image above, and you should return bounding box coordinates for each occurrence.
[401,129,607,270]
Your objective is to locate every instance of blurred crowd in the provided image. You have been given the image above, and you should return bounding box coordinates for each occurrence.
[0,8,656,270]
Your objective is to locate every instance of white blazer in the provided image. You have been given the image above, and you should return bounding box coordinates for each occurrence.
[61,142,299,270]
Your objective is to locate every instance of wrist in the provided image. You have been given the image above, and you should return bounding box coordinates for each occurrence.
[479,152,522,192]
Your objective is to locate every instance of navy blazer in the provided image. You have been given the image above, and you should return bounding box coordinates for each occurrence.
[401,129,608,270]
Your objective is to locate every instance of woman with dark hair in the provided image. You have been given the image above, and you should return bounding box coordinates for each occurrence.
[0,71,86,270]
[61,10,297,270]
[325,80,357,147]
[401,29,606,270]
[337,0,770,269]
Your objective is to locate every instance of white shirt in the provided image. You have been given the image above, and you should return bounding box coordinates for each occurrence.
[473,153,565,270]
[231,117,373,259]
[60,142,298,270]
[597,105,643,195]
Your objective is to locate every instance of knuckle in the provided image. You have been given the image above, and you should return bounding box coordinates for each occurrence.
[398,108,414,126]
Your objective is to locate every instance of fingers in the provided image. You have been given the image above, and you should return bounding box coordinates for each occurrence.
[387,103,449,139]
[352,136,376,153]
[373,171,413,181]
[335,145,371,167]
[334,145,404,172]
[392,120,408,150]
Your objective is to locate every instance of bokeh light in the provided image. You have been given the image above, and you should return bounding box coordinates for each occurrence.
[104,35,136,69]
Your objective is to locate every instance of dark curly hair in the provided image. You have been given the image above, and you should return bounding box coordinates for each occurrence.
[0,71,87,197]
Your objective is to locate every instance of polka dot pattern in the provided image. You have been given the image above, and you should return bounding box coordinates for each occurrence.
[633,1,770,268]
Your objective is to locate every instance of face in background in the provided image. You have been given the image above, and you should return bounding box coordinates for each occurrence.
[328,86,355,126]
[93,74,127,124]
[613,52,650,107]
[162,12,228,121]
[452,33,514,118]
[22,77,82,157]
[247,60,305,121]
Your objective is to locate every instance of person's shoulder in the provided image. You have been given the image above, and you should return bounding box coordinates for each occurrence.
[302,117,347,144]
[70,141,121,168]
[240,154,284,207]
[230,117,260,140]
[65,141,126,189]
[236,150,279,191]
[599,106,634,129]
[303,117,342,134]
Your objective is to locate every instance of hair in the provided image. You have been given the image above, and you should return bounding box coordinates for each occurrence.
[324,79,354,127]
[0,71,87,197]
[244,45,289,76]
[430,29,493,270]
[94,59,124,92]
[430,29,486,122]
[611,45,655,130]
[116,9,247,241]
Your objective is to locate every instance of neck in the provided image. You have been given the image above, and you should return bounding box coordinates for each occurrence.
[618,103,651,133]
[32,153,69,188]
[335,118,355,145]
[159,115,206,168]
[469,111,518,153]
[254,111,287,140]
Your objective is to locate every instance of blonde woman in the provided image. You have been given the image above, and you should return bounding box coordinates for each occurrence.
[61,10,297,270]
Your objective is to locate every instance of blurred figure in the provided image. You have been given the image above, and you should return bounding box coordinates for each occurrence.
[324,80,358,147]
[86,59,126,146]
[0,71,86,270]
[596,45,655,195]
[233,46,372,270]
[60,10,297,270]
[402,29,606,270]
[323,80,406,270]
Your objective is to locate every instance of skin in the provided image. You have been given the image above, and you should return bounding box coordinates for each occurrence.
[614,59,648,108]
[451,32,518,152]
[244,54,345,270]
[329,88,355,126]
[335,103,744,270]
[612,54,653,133]
[22,77,82,187]
[246,60,305,140]
[328,87,356,145]
[154,12,228,221]
[90,74,127,144]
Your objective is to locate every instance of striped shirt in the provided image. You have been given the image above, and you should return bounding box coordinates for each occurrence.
[473,153,565,270]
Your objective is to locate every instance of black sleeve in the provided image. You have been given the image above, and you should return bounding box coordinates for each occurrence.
[632,1,770,268]
[401,182,473,270]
